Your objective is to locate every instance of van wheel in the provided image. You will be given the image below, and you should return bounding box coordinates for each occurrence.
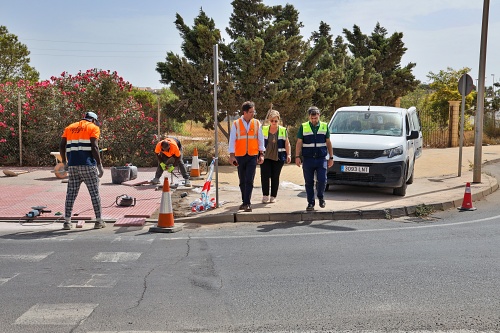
[406,164,414,184]
[393,182,407,196]
[393,167,407,196]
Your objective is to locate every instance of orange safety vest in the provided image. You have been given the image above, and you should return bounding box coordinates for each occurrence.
[234,118,259,156]
[155,138,181,158]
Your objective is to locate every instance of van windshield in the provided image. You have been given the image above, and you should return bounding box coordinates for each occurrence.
[329,111,403,136]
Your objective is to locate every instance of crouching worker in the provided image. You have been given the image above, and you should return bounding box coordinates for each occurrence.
[151,137,191,187]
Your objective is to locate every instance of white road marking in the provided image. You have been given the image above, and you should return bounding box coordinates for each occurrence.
[0,273,19,285]
[93,252,141,262]
[0,252,53,261]
[160,214,500,241]
[15,303,97,325]
[59,274,117,288]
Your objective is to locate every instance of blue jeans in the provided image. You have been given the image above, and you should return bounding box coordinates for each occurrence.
[302,157,327,206]
[236,154,258,205]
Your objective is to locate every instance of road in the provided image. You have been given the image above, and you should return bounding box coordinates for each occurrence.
[1,164,500,332]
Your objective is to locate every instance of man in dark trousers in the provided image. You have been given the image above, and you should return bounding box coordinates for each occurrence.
[228,101,265,212]
[59,111,105,230]
[295,106,334,211]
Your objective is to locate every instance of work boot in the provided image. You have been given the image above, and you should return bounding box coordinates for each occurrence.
[184,179,191,187]
[94,220,106,229]
[150,178,160,185]
[306,204,314,211]
[319,199,326,208]
[62,222,72,230]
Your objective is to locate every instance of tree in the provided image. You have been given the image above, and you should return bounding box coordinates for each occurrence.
[156,9,227,135]
[426,67,475,125]
[343,23,418,105]
[0,26,39,83]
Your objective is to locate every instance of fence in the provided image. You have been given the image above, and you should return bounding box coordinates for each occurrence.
[419,109,474,148]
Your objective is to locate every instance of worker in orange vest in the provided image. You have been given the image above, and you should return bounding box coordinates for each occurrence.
[151,137,191,187]
[228,101,265,212]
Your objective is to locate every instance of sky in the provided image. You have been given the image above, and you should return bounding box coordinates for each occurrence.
[2,0,500,90]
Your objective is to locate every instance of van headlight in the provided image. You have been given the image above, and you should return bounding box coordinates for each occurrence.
[383,145,404,158]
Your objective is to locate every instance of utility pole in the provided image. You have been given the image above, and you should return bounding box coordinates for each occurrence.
[473,0,490,183]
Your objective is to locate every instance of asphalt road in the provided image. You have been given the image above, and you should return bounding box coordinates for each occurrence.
[1,163,500,332]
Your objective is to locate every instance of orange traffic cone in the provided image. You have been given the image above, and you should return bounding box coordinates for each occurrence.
[458,182,477,211]
[190,147,201,178]
[149,178,182,233]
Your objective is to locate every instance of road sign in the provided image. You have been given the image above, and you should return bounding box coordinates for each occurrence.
[458,74,474,96]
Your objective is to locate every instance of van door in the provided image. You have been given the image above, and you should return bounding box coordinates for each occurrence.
[405,113,415,181]
[409,107,423,159]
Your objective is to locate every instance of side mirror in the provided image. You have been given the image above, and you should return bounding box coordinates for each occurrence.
[407,130,419,140]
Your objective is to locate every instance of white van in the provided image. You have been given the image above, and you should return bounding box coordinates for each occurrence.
[327,105,422,196]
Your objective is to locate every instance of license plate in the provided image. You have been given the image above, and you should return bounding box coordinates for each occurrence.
[341,165,369,173]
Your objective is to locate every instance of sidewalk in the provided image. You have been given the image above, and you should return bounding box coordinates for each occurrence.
[1,145,499,224]
[176,145,500,223]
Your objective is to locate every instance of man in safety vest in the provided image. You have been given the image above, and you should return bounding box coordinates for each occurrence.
[151,137,191,187]
[228,101,265,212]
[295,106,334,211]
[59,111,105,230]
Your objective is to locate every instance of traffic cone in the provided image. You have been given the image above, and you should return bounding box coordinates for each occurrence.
[190,147,201,178]
[458,182,477,211]
[149,178,182,233]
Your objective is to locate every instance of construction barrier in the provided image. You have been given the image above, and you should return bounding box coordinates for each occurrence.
[190,147,201,178]
[149,177,182,233]
[458,182,477,211]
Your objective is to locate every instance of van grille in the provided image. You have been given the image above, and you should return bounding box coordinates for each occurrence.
[334,148,385,159]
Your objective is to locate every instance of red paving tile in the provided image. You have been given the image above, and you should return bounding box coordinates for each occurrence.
[0,169,164,221]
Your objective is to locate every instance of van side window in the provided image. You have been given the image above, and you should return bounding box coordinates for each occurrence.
[411,111,421,131]
[405,115,411,135]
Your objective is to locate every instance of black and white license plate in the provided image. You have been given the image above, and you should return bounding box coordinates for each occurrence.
[340,165,369,173]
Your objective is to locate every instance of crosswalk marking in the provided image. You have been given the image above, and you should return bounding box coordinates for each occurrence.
[93,252,141,262]
[15,303,98,325]
[0,252,53,261]
[59,273,117,288]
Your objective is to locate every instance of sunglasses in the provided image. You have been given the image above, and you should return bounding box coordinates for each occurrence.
[270,119,279,123]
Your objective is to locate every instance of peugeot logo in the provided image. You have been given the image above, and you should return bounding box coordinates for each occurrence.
[354,151,359,158]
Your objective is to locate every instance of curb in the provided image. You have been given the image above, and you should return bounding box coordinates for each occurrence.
[176,178,499,224]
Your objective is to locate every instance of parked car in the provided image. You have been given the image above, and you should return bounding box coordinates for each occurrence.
[326,105,422,196]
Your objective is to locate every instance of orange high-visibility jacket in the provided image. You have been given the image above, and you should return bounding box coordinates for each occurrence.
[234,118,259,156]
[155,138,181,158]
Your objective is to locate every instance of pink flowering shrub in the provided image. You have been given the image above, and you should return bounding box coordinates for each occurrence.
[0,69,159,166]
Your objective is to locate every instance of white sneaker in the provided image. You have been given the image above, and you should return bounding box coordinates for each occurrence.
[270,196,276,203]
[262,196,269,203]
[184,179,191,187]
[94,220,106,229]
[62,222,72,230]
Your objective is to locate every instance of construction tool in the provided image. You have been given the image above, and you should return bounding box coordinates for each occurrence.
[3,169,30,177]
[26,206,51,218]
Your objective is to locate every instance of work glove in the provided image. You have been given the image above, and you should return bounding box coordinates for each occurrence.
[160,162,167,171]
[97,164,104,178]
[167,165,175,173]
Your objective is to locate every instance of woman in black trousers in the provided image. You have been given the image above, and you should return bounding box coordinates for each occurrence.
[260,110,291,203]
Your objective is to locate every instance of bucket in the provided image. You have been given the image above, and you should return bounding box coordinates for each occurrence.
[128,165,138,180]
[110,166,131,184]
